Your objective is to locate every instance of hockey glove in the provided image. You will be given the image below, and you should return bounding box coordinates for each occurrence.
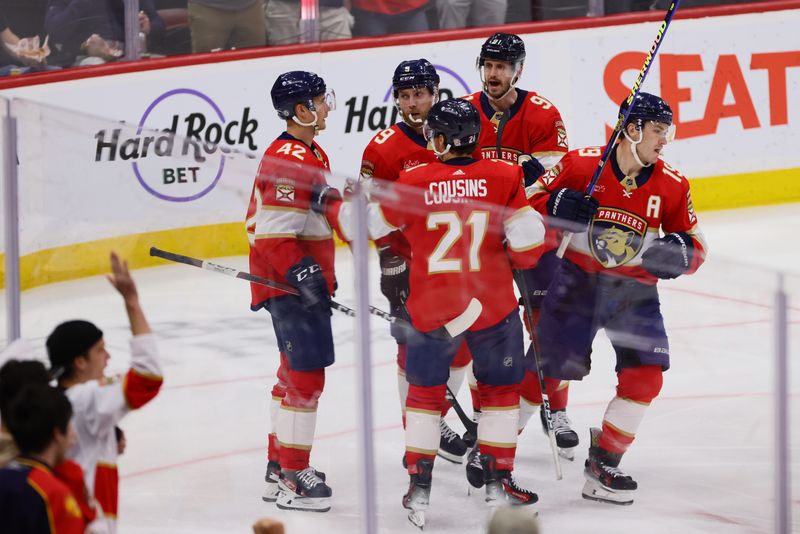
[286,257,331,314]
[379,248,410,318]
[519,154,545,188]
[641,232,694,279]
[546,188,600,230]
[309,183,341,216]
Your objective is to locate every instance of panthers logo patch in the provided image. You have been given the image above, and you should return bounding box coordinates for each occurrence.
[589,208,647,268]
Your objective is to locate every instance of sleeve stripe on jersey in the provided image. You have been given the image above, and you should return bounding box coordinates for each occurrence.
[255,207,307,237]
[533,150,568,158]
[505,207,546,252]
[26,478,56,533]
[524,182,548,200]
[367,203,398,240]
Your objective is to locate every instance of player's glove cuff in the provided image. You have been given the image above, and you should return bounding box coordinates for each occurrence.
[641,232,694,279]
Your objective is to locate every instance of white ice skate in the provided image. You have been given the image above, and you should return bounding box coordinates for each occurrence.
[276,467,332,512]
[540,408,578,461]
[403,458,433,530]
[581,427,637,505]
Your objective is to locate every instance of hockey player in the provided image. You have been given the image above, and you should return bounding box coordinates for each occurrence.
[312,98,547,526]
[46,252,163,532]
[245,70,336,512]
[528,93,706,505]
[464,31,578,469]
[360,58,468,464]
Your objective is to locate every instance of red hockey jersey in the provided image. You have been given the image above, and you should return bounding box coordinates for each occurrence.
[360,122,436,183]
[463,89,568,169]
[246,133,336,309]
[527,145,706,283]
[360,122,438,258]
[370,158,546,332]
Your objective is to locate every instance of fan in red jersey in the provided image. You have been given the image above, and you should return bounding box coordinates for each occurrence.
[462,32,579,470]
[310,98,547,527]
[245,71,337,513]
[360,58,471,466]
[527,92,707,505]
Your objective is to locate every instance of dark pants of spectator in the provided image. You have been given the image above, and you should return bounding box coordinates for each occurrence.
[351,7,429,37]
[188,0,266,52]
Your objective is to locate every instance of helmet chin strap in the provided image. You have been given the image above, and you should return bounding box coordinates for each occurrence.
[622,121,651,168]
[292,109,320,129]
[432,138,451,157]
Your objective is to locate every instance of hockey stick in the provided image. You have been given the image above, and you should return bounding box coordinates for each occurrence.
[556,0,681,258]
[149,247,482,339]
[515,271,563,480]
[446,385,478,437]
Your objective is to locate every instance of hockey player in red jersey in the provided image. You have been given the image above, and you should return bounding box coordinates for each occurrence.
[360,59,469,465]
[528,93,706,505]
[245,71,337,512]
[464,32,568,169]
[315,98,547,526]
[463,32,579,470]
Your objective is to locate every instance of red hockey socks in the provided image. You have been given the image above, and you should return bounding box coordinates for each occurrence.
[598,365,663,455]
[278,367,325,471]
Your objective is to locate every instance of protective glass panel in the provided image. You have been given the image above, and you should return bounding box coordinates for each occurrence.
[3,90,798,534]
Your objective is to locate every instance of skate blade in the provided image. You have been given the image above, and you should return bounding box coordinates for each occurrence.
[275,494,331,512]
[437,449,465,464]
[262,483,279,503]
[408,510,426,529]
[581,479,634,506]
[558,447,576,461]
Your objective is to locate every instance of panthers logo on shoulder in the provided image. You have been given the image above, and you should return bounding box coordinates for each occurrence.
[589,208,647,268]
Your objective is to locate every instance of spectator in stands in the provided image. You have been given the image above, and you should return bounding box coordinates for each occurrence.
[265,0,352,45]
[187,0,266,52]
[0,11,53,74]
[0,384,88,533]
[47,251,163,532]
[351,0,429,37]
[436,0,506,29]
[0,0,48,39]
[44,0,164,65]
[0,358,51,466]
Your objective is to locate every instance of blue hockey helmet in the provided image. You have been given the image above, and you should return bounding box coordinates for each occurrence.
[478,33,526,66]
[622,92,673,127]
[392,59,440,97]
[423,98,480,152]
[271,71,327,120]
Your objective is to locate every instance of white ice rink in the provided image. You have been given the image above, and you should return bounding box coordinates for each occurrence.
[3,203,799,534]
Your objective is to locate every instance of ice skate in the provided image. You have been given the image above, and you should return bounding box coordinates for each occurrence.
[276,466,332,512]
[438,419,468,463]
[262,461,282,503]
[582,428,637,505]
[465,444,484,491]
[481,454,538,507]
[540,407,578,460]
[403,459,433,530]
[265,462,326,503]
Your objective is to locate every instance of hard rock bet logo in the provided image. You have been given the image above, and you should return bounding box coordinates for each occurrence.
[343,64,471,134]
[589,208,647,268]
[93,88,258,202]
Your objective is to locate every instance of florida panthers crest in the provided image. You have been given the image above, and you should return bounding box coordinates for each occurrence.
[589,208,647,268]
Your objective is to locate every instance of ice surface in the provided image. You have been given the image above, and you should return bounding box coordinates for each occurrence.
[3,203,799,533]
